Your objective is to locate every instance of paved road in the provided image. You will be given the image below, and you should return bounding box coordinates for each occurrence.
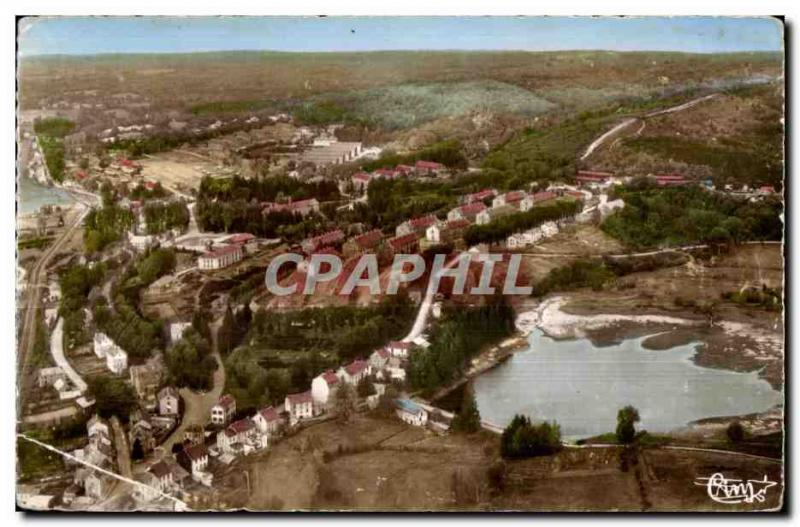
[49,317,88,393]
[111,416,133,479]
[159,318,225,454]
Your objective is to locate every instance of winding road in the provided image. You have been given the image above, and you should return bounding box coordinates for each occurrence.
[579,93,720,162]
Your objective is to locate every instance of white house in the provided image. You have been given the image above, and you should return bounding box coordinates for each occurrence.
[210,394,236,425]
[93,332,117,358]
[252,406,282,436]
[158,387,179,416]
[369,348,390,371]
[105,346,128,374]
[311,370,340,408]
[87,415,109,440]
[216,418,258,454]
[169,322,193,344]
[395,399,429,427]
[385,341,412,358]
[177,443,209,482]
[147,460,175,495]
[337,359,371,385]
[285,391,314,424]
[198,245,242,270]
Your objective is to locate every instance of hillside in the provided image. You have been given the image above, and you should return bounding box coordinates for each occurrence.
[585,83,784,188]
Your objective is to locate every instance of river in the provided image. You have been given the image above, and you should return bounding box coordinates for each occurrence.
[473,329,782,440]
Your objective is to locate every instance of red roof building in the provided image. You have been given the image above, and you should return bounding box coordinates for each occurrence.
[302,229,345,254]
[463,188,497,204]
[415,160,445,173]
[532,191,557,203]
[387,233,420,254]
[198,245,243,271]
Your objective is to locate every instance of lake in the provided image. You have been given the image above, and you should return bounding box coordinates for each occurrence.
[17,176,75,215]
[473,329,782,439]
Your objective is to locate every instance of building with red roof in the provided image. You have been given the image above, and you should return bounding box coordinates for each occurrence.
[387,233,420,255]
[415,160,445,174]
[284,391,314,423]
[210,394,236,425]
[253,406,282,435]
[198,245,242,271]
[447,201,487,222]
[396,214,440,237]
[493,190,527,209]
[338,359,371,385]
[462,188,498,204]
[343,229,384,257]
[311,370,341,408]
[301,229,345,254]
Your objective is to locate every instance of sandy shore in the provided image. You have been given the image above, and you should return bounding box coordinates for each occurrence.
[515,296,702,339]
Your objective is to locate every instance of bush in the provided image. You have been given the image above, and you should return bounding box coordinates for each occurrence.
[500,414,562,459]
[727,420,746,443]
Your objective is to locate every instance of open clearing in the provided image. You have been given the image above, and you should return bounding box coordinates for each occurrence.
[202,414,783,511]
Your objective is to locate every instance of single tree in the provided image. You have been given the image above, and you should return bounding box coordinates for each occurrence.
[451,384,482,434]
[616,405,641,444]
[333,381,357,422]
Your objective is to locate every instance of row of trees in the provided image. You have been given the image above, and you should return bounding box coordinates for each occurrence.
[463,199,582,246]
[34,117,75,183]
[408,299,515,392]
[83,204,135,254]
[143,200,190,235]
[58,262,107,349]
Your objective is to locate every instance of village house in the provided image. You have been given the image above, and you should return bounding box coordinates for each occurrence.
[158,386,180,416]
[85,472,114,500]
[94,333,128,374]
[396,399,429,427]
[461,188,497,205]
[493,190,527,210]
[476,204,517,225]
[285,391,314,424]
[301,229,345,254]
[396,214,441,237]
[176,443,211,484]
[262,198,320,217]
[576,170,613,187]
[252,406,282,436]
[169,321,193,344]
[414,160,445,175]
[369,347,390,371]
[338,359,372,386]
[426,219,470,246]
[447,202,486,222]
[386,233,420,256]
[129,411,156,457]
[311,370,340,409]
[147,460,175,495]
[342,229,384,258]
[217,418,261,454]
[37,366,66,388]
[386,340,412,358]
[351,172,372,192]
[87,414,110,440]
[653,173,689,186]
[210,394,236,426]
[197,244,242,270]
[129,357,163,410]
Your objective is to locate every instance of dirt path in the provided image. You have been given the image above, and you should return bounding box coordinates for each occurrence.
[580,93,720,162]
[111,416,133,479]
[159,318,225,453]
